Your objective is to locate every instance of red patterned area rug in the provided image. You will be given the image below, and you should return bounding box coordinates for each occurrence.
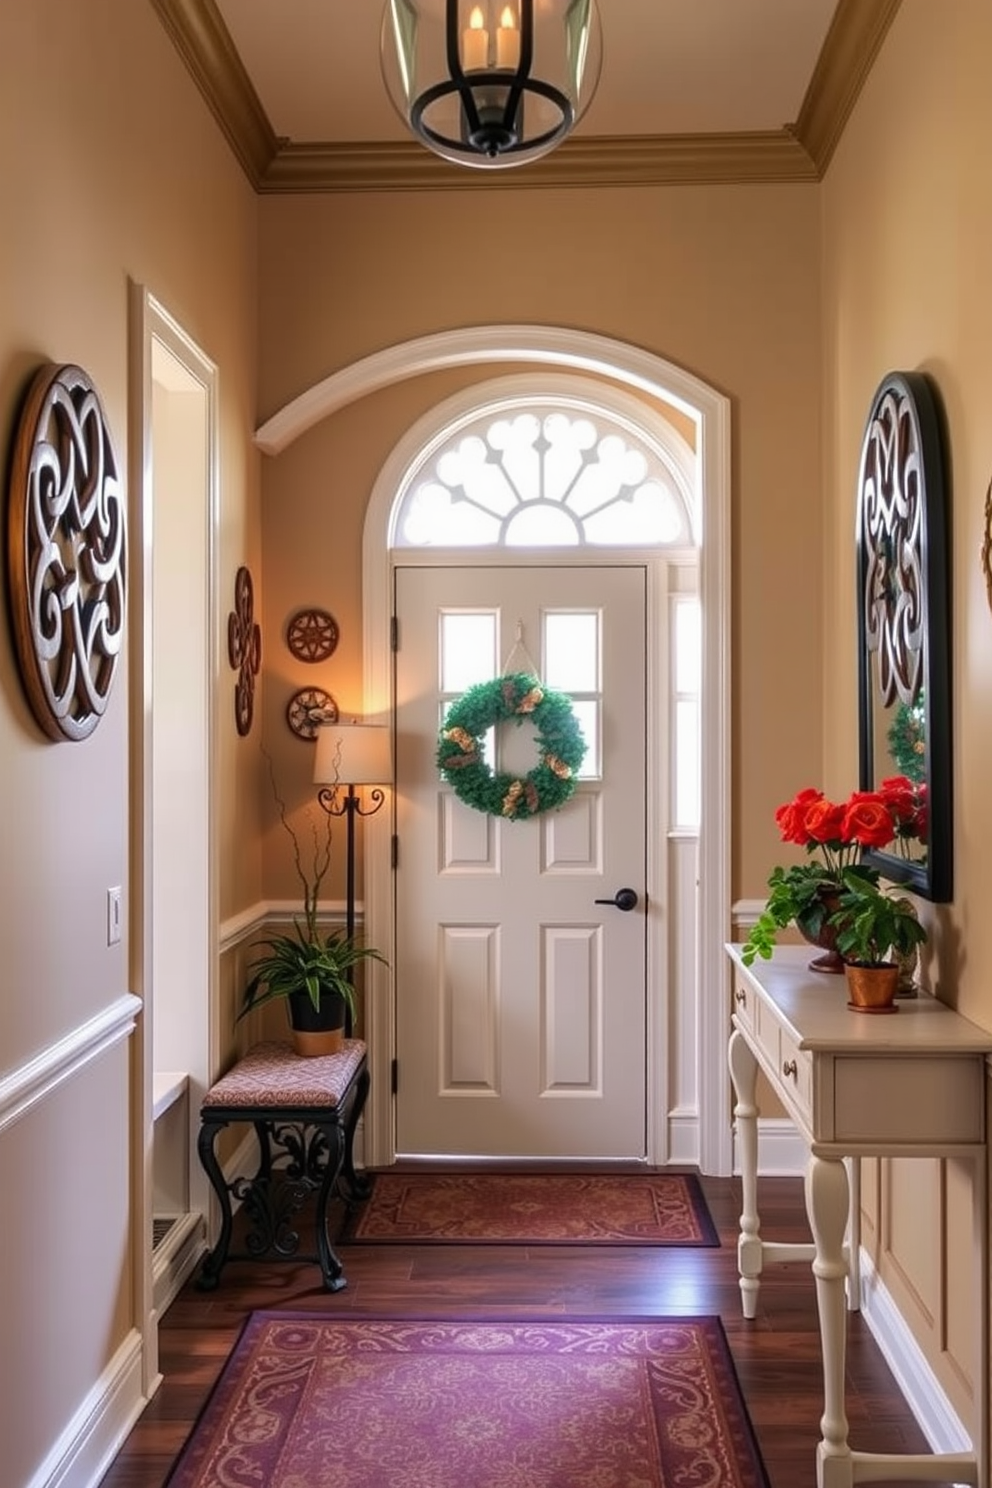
[341,1170,719,1246]
[166,1314,768,1488]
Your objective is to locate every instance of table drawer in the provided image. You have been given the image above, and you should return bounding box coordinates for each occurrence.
[753,997,812,1123]
[778,1026,812,1121]
[732,972,755,1033]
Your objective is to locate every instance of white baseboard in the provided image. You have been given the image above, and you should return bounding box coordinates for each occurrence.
[733,1117,807,1176]
[859,1248,973,1470]
[666,1110,700,1166]
[27,1329,146,1488]
[153,1211,206,1317]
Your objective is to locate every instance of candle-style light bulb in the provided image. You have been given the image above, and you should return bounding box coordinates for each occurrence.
[496,4,520,69]
[462,5,489,71]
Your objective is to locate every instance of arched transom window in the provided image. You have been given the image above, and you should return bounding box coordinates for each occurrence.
[393,398,695,548]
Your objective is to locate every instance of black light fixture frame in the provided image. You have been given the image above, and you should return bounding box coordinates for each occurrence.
[410,0,574,161]
[316,783,386,951]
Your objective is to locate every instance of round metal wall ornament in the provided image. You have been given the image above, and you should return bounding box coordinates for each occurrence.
[6,362,127,742]
[228,566,262,736]
[287,607,339,663]
[286,687,338,740]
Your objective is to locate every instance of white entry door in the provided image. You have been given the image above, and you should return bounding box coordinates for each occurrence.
[393,564,648,1158]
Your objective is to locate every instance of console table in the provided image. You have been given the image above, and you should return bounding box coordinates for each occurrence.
[195,1039,370,1292]
[726,943,991,1488]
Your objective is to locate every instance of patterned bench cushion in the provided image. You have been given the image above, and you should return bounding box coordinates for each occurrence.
[202,1039,366,1111]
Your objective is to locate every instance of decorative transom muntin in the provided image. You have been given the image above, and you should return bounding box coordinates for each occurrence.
[395,404,692,548]
[858,381,925,708]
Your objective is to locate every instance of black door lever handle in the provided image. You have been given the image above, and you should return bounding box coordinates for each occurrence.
[594,887,639,912]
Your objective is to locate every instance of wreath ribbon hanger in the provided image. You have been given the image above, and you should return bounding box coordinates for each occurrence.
[501,619,541,683]
[436,621,586,821]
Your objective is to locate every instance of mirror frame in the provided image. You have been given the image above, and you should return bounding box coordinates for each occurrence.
[856,370,951,902]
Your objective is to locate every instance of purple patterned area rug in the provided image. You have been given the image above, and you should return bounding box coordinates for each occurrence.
[340,1170,719,1246]
[166,1314,769,1488]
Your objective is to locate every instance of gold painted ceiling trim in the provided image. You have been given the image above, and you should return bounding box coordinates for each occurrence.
[263,131,818,194]
[793,0,902,173]
[152,0,901,194]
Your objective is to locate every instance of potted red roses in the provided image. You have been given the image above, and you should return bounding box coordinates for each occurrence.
[742,779,927,980]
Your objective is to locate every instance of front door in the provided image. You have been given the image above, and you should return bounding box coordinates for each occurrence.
[393,563,649,1158]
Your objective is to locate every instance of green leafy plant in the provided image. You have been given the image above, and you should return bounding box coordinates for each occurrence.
[829,868,928,967]
[741,861,855,967]
[741,784,914,967]
[238,751,386,1026]
[239,923,385,1024]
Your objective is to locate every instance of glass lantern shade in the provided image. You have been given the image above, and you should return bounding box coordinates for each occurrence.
[380,0,602,169]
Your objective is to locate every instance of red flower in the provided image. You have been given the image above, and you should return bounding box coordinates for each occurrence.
[841,794,895,849]
[775,788,824,845]
[802,797,846,845]
[878,775,917,826]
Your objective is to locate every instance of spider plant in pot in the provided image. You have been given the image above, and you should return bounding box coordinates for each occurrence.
[829,867,927,1013]
[238,754,386,1056]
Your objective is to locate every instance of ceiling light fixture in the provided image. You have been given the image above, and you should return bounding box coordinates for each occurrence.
[380,0,602,170]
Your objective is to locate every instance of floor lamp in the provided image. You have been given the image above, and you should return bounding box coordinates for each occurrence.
[313,720,391,952]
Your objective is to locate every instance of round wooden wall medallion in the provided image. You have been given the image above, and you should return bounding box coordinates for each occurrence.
[287,607,339,662]
[7,363,127,742]
[287,687,338,740]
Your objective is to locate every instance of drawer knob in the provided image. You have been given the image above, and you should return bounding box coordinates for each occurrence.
[735,989,746,1005]
[782,1058,798,1079]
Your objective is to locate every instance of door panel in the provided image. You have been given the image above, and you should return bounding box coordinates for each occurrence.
[394,565,647,1158]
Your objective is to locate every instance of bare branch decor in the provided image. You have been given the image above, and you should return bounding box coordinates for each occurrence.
[227,565,262,736]
[6,362,127,742]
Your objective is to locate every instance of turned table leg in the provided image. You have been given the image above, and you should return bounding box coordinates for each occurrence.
[805,1151,853,1488]
[728,1026,762,1319]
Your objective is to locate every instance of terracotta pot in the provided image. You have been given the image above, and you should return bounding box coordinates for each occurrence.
[287,988,347,1057]
[844,961,900,1014]
[795,887,845,974]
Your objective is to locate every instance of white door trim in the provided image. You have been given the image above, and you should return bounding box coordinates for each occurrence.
[129,283,221,1393]
[262,326,731,1174]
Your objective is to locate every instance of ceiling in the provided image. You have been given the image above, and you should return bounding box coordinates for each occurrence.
[151,0,901,192]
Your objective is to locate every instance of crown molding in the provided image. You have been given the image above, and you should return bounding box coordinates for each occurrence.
[152,0,900,194]
[262,131,817,194]
[150,0,278,187]
[793,0,902,174]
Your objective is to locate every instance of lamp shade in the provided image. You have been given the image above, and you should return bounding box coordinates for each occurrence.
[313,722,392,788]
[380,0,602,170]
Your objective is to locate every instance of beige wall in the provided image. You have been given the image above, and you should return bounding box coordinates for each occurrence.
[257,182,824,901]
[822,0,992,1425]
[0,3,260,1483]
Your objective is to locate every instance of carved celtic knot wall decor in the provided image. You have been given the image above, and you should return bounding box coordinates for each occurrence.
[228,566,262,736]
[6,363,127,742]
[286,686,338,740]
[286,607,339,662]
[857,375,927,708]
[982,478,992,615]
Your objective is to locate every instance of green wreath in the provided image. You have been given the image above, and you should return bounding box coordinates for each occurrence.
[437,672,587,820]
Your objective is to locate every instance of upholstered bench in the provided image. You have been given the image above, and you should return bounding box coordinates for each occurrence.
[195,1039,370,1292]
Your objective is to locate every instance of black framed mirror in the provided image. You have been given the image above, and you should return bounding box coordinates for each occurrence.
[856,370,951,902]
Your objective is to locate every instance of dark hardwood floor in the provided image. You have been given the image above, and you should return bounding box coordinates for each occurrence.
[99,1172,949,1488]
